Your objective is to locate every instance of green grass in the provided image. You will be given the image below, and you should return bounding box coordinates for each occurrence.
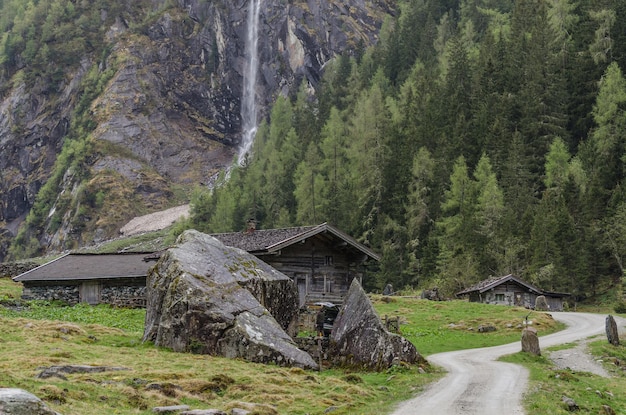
[372,295,562,355]
[500,348,626,414]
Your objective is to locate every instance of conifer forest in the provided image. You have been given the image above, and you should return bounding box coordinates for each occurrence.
[189,0,626,301]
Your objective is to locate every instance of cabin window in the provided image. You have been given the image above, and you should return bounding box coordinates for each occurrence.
[495,293,505,302]
[325,256,333,265]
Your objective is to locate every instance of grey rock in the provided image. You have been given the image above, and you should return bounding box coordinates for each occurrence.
[561,395,579,411]
[421,288,441,301]
[606,314,620,346]
[230,410,250,415]
[152,405,190,414]
[143,230,317,369]
[478,325,496,333]
[601,404,616,415]
[37,365,130,379]
[535,295,549,311]
[180,410,227,415]
[330,279,422,370]
[521,327,541,356]
[0,388,61,415]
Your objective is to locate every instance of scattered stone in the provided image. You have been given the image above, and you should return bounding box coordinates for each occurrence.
[601,404,616,415]
[0,388,60,415]
[324,406,339,413]
[37,365,130,379]
[521,327,541,356]
[330,279,422,370]
[145,383,183,397]
[561,395,579,411]
[421,288,441,301]
[478,325,496,333]
[230,409,250,415]
[142,230,316,369]
[180,410,226,415]
[382,284,394,296]
[152,405,190,414]
[606,315,620,346]
[535,295,549,311]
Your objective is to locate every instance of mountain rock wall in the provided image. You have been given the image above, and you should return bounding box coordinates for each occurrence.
[0,0,393,260]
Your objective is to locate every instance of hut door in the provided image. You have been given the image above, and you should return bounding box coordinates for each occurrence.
[514,292,523,306]
[295,274,307,307]
[80,281,101,305]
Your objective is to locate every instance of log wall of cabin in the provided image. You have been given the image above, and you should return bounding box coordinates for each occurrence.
[258,237,365,305]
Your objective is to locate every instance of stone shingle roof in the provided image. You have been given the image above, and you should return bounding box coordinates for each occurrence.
[211,225,319,252]
[13,252,157,282]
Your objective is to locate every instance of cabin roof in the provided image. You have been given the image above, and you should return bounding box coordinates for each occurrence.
[13,252,156,282]
[455,274,545,297]
[211,222,380,261]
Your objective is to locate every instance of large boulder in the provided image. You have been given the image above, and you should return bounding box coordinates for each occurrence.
[330,279,422,370]
[0,388,60,415]
[143,230,316,369]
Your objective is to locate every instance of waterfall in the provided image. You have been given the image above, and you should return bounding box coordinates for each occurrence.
[238,0,261,165]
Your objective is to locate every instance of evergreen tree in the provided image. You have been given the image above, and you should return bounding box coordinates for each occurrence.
[435,156,480,295]
[346,73,391,246]
[293,142,324,225]
[405,147,436,284]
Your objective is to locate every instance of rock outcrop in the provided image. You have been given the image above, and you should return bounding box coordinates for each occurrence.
[142,229,316,369]
[0,388,60,415]
[330,279,421,370]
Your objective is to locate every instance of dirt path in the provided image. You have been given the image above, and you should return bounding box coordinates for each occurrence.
[390,312,621,415]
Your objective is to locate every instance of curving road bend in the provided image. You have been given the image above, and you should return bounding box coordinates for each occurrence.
[390,312,622,415]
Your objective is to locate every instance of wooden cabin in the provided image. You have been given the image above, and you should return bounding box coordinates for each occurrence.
[455,274,569,311]
[13,252,157,307]
[212,223,380,306]
[13,224,379,308]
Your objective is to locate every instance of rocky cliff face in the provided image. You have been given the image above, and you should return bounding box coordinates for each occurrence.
[0,0,394,260]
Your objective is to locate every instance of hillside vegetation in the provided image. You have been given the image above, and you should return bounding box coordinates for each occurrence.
[182,0,626,305]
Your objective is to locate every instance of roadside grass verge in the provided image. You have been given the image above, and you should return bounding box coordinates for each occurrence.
[500,339,626,414]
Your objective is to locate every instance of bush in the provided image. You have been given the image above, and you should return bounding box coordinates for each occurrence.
[614,301,626,314]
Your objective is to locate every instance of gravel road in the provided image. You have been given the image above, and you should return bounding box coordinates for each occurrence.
[390,312,622,415]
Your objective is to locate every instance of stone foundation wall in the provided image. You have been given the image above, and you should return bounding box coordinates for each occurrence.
[22,279,147,307]
[101,284,146,308]
[22,284,80,305]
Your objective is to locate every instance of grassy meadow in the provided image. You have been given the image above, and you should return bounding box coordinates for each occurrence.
[1,276,622,415]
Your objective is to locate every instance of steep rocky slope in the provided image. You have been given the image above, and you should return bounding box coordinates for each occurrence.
[0,0,394,261]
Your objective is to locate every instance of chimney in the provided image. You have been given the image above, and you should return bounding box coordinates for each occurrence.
[246,219,257,233]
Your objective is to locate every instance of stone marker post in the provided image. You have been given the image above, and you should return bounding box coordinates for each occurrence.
[606,314,620,346]
[521,327,541,355]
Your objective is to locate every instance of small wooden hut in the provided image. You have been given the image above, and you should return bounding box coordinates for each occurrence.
[456,274,569,311]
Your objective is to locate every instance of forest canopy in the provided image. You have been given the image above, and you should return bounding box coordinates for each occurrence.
[187,0,626,302]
